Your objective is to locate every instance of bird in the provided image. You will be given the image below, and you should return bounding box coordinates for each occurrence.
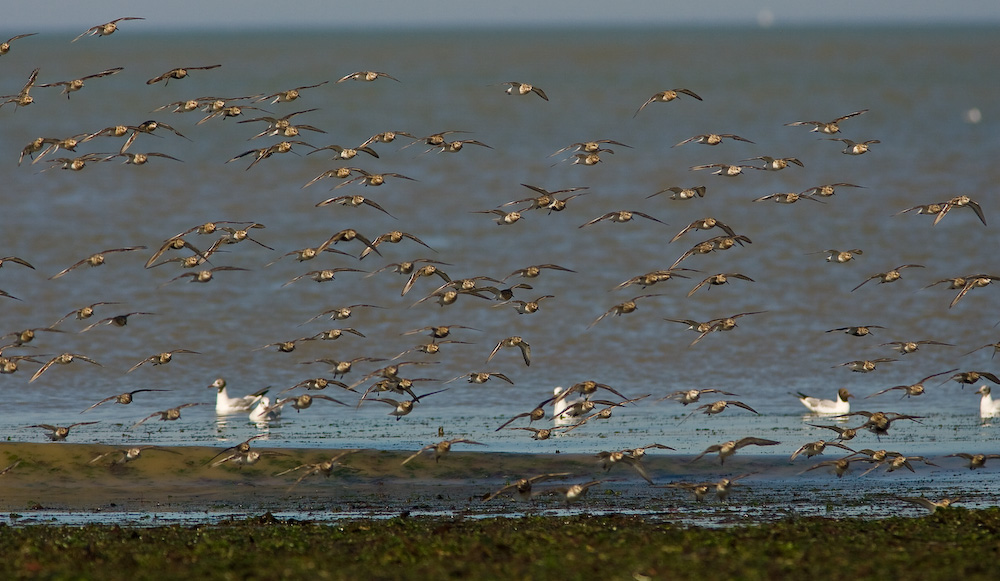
[752,192,823,204]
[946,452,1000,470]
[253,81,329,104]
[81,389,171,413]
[503,264,576,282]
[445,371,514,385]
[686,273,754,297]
[690,437,780,465]
[742,156,804,171]
[789,440,854,461]
[49,246,147,279]
[673,133,753,147]
[500,81,548,100]
[0,67,39,109]
[79,311,156,333]
[337,71,399,83]
[89,446,179,467]
[1,326,64,346]
[146,64,222,85]
[534,480,606,506]
[334,169,416,190]
[784,109,868,134]
[613,268,695,291]
[690,163,762,177]
[806,423,860,442]
[668,234,752,270]
[434,139,493,153]
[28,422,98,441]
[72,17,144,42]
[274,450,361,490]
[975,385,1000,418]
[794,388,853,414]
[588,295,663,328]
[648,185,707,200]
[208,378,269,415]
[495,397,555,431]
[851,264,924,292]
[825,138,880,155]
[834,358,897,373]
[800,183,864,197]
[596,450,655,484]
[660,388,739,406]
[948,274,998,308]
[266,394,348,414]
[879,340,954,355]
[687,399,760,420]
[961,342,1000,360]
[37,67,123,99]
[50,302,122,328]
[930,195,988,227]
[670,217,737,243]
[29,353,102,383]
[125,349,200,373]
[549,141,630,157]
[811,249,863,263]
[580,210,666,229]
[131,403,207,429]
[363,388,448,420]
[281,267,366,287]
[896,496,961,513]
[838,411,924,438]
[634,88,702,117]
[800,457,874,478]
[228,140,314,170]
[825,325,884,337]
[1,33,37,55]
[510,426,566,440]
[162,266,249,286]
[482,473,572,502]
[486,336,531,366]
[401,438,485,465]
[248,396,280,423]
[945,370,1000,388]
[865,369,958,399]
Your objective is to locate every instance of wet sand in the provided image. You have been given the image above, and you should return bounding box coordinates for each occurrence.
[2,442,997,526]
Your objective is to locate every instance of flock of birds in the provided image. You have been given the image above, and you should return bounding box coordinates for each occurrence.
[0,18,997,512]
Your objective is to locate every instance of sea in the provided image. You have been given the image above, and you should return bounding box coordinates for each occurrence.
[1,24,998,476]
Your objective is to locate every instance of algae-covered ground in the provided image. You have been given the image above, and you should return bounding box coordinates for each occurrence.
[1,510,999,580]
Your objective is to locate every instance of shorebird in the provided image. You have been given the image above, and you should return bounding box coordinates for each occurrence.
[473,209,523,226]
[552,380,629,405]
[1,33,36,55]
[851,264,924,292]
[668,234,752,270]
[588,294,663,328]
[946,452,1000,470]
[742,156,804,171]
[865,369,958,399]
[49,246,146,279]
[660,388,739,406]
[670,217,737,243]
[401,264,451,296]
[28,422,98,441]
[825,138,880,155]
[896,496,961,513]
[228,140,314,170]
[500,81,548,100]
[253,82,329,104]
[29,353,102,383]
[337,70,399,83]
[948,274,998,308]
[267,394,348,414]
[961,342,1000,360]
[162,266,249,286]
[613,268,695,291]
[752,192,823,204]
[666,481,714,502]
[78,311,156,333]
[806,423,860,442]
[275,450,361,490]
[838,411,924,438]
[879,340,954,355]
[72,17,144,42]
[811,248,863,263]
[550,141,630,157]
[401,438,485,465]
[794,388,853,414]
[944,370,1000,388]
[634,88,702,117]
[482,473,572,502]
[673,133,753,147]
[510,426,567,440]
[535,480,606,506]
[800,183,864,197]
[784,109,868,134]
[687,273,754,297]
[689,163,761,177]
[648,185,707,200]
[89,446,179,467]
[1,326,64,346]
[360,130,417,148]
[800,457,873,478]
[825,325,884,337]
[335,169,416,190]
[835,358,897,373]
[445,371,513,385]
[691,437,780,465]
[208,378,269,415]
[363,388,448,420]
[495,397,555,431]
[975,385,1000,418]
[486,336,531,366]
[863,454,937,476]
[38,67,123,99]
[927,195,988,227]
[51,302,121,327]
[81,389,171,413]
[434,139,492,153]
[596,450,656,484]
[125,349,200,373]
[146,64,222,85]
[789,440,854,461]
[131,403,207,429]
[303,304,385,325]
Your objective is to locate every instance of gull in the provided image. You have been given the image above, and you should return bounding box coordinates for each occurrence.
[800,183,865,197]
[647,185,707,200]
[445,371,514,385]
[248,396,279,423]
[125,349,200,373]
[689,163,761,177]
[146,64,222,85]
[51,302,121,327]
[851,264,924,292]
[784,109,868,134]
[29,353,102,383]
[834,358,897,373]
[825,138,880,155]
[337,71,399,83]
[794,388,853,414]
[634,88,702,117]
[482,473,572,502]
[79,311,156,333]
[37,67,123,99]
[976,385,1000,418]
[879,340,954,355]
[253,81,329,104]
[500,81,548,100]
[690,437,780,465]
[660,388,739,406]
[946,452,1000,470]
[227,140,314,170]
[49,246,146,279]
[495,397,555,431]
[742,156,804,171]
[800,456,874,478]
[686,272,754,297]
[28,422,98,441]
[1,33,37,55]
[670,217,737,243]
[275,450,361,491]
[825,325,884,337]
[130,403,207,429]
[550,141,630,157]
[72,17,144,42]
[806,423,860,442]
[789,440,854,461]
[673,133,754,147]
[401,438,486,465]
[534,480,606,506]
[810,249,862,263]
[613,268,696,291]
[896,496,961,513]
[208,378,269,415]
[588,294,663,329]
[486,336,531,366]
[81,389,171,413]
[865,369,958,399]
[752,192,823,204]
[580,210,665,229]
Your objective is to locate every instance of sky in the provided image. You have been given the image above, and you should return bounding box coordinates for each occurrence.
[4,1,1000,31]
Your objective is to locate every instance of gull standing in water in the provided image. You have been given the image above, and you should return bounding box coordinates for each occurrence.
[975,385,1000,418]
[208,378,269,415]
[794,388,853,414]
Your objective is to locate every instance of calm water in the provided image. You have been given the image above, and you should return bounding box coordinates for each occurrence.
[1,26,998,470]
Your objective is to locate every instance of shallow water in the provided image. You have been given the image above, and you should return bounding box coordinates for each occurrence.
[1,25,999,521]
